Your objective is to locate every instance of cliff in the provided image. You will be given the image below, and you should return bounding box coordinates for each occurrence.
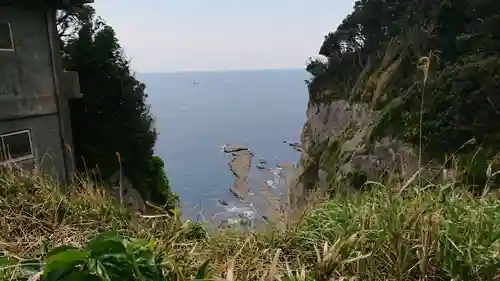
[292,99,423,203]
[294,0,500,198]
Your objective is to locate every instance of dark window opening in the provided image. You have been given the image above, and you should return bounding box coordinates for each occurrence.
[0,130,34,163]
[0,22,13,50]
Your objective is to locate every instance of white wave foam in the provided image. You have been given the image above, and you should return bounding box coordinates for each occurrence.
[220,144,228,153]
[266,180,278,189]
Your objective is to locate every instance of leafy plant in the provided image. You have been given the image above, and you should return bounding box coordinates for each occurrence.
[27,232,209,281]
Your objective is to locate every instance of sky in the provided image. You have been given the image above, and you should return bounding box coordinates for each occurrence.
[91,0,355,73]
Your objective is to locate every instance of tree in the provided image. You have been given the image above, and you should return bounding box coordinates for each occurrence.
[307,0,500,186]
[58,7,178,207]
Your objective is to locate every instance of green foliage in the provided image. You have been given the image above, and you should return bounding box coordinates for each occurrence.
[57,8,177,207]
[146,156,178,209]
[6,232,210,281]
[43,232,163,281]
[185,222,209,241]
[306,0,500,183]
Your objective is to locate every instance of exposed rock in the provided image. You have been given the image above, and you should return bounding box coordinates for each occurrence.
[283,140,303,152]
[224,143,253,200]
[223,143,252,154]
[218,217,252,229]
[305,100,376,147]
[217,199,229,206]
[258,182,283,225]
[107,171,146,214]
[297,100,421,194]
[256,163,266,169]
[278,161,308,228]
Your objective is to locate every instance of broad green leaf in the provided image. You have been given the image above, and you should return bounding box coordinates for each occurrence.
[44,249,89,274]
[46,246,80,259]
[126,239,149,253]
[88,256,132,281]
[87,232,127,259]
[57,269,102,281]
[87,232,124,250]
[42,268,75,281]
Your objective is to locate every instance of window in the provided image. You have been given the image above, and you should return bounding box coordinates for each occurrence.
[0,22,13,51]
[0,130,34,164]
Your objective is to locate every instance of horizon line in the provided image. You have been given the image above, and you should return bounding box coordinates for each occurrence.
[137,67,306,75]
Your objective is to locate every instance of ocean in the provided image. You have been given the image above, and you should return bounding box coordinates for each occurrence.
[141,69,309,222]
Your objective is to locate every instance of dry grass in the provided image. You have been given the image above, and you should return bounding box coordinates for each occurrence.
[0,167,500,281]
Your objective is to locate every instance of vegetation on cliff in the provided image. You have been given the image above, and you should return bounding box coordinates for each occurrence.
[56,7,177,207]
[305,0,500,187]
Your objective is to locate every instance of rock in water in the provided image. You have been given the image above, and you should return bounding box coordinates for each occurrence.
[223,143,252,154]
[217,199,229,206]
[256,163,266,169]
[225,143,253,200]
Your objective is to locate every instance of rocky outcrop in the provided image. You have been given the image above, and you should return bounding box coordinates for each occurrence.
[296,100,420,194]
[283,141,303,152]
[221,143,304,230]
[107,171,146,214]
[223,144,253,200]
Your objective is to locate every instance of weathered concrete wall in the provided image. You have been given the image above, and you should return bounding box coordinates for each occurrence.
[0,6,58,120]
[0,6,77,185]
[0,115,66,182]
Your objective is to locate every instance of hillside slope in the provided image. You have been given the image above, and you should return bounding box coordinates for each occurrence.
[298,0,500,195]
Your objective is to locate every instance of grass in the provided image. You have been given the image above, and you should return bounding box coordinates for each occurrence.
[0,168,499,281]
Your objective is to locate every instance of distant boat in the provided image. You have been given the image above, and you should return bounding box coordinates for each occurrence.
[191,81,199,85]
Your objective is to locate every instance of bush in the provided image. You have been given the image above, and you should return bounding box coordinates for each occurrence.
[144,156,178,209]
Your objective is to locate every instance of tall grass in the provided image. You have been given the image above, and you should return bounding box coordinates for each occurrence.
[0,168,499,280]
[297,184,500,280]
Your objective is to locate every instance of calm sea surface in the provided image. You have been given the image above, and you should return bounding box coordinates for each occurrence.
[141,69,309,220]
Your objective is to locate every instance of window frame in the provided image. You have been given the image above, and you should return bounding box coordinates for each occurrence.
[0,129,35,165]
[0,22,14,51]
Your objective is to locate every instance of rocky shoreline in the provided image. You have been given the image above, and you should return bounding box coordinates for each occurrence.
[218,141,303,230]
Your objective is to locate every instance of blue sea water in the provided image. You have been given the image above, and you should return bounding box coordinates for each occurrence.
[141,69,309,220]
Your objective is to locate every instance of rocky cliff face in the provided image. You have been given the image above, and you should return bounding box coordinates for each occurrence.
[294,99,421,198]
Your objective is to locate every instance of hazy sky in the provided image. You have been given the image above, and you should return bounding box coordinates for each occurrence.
[92,0,355,73]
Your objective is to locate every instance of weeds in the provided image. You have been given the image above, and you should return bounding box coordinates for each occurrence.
[1,231,211,281]
[0,168,499,280]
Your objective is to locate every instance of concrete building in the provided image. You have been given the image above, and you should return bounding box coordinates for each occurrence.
[0,0,92,184]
